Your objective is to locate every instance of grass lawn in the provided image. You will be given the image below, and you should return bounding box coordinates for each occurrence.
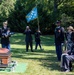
[0,33,74,75]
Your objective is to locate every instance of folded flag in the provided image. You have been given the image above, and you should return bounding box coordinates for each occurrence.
[26,7,38,23]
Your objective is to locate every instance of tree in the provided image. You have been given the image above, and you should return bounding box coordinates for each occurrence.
[0,0,73,34]
[0,0,15,27]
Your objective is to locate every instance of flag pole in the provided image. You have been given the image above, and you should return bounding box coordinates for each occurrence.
[36,8,40,30]
[36,1,40,30]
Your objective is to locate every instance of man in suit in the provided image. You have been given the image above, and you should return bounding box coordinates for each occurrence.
[54,20,65,61]
[1,21,11,50]
[24,26,33,52]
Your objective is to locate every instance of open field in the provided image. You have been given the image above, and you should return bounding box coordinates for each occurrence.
[0,33,74,75]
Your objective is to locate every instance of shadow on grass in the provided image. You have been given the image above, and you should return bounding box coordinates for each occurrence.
[11,48,56,56]
[10,33,25,45]
[11,34,54,46]
[11,47,60,71]
[41,35,54,46]
[10,34,60,71]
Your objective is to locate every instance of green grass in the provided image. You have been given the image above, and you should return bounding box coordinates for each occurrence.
[0,33,74,75]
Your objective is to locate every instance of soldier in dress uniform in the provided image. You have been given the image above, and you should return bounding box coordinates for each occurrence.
[24,26,33,52]
[1,21,11,50]
[35,29,42,50]
[54,20,65,61]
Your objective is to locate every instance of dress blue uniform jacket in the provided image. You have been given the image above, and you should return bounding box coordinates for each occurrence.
[55,26,64,45]
[24,29,32,43]
[1,27,11,45]
[35,32,41,42]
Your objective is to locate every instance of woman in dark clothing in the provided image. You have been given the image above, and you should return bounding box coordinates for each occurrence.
[35,29,42,50]
[24,26,33,52]
[60,26,74,72]
[65,26,73,51]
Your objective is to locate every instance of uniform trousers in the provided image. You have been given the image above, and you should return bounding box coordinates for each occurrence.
[55,43,62,61]
[26,41,33,52]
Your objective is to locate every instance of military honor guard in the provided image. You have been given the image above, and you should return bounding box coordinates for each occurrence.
[1,21,12,50]
[35,29,43,50]
[24,26,33,52]
[54,20,65,61]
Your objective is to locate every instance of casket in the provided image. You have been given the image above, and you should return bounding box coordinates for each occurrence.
[0,48,11,68]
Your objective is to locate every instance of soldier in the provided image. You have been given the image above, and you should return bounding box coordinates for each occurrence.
[24,26,33,52]
[54,20,65,61]
[35,29,42,50]
[1,21,11,50]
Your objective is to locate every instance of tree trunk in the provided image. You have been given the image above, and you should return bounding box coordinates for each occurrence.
[53,0,58,22]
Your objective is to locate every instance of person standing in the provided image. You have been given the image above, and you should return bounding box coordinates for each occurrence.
[54,20,65,61]
[35,29,42,50]
[1,21,11,50]
[24,26,33,52]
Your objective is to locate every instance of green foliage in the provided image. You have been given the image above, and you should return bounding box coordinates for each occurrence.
[0,0,15,27]
[0,0,74,34]
[61,13,73,27]
[0,34,74,75]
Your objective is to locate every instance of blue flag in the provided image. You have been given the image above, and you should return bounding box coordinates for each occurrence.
[26,7,38,22]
